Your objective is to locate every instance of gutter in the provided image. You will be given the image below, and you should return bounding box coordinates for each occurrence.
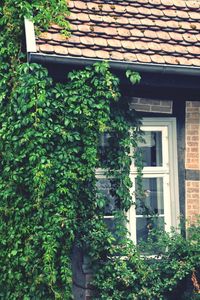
[28,52,200,77]
[25,18,200,77]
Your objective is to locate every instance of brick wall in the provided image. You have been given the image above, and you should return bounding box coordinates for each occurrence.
[185,101,200,223]
[129,98,173,114]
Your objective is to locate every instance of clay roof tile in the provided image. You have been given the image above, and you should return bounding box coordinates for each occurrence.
[35,0,200,68]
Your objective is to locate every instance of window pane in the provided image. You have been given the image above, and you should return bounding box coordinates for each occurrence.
[139,131,162,166]
[136,216,164,243]
[96,178,115,215]
[136,178,164,215]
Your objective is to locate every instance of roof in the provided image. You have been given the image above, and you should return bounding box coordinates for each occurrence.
[32,0,200,68]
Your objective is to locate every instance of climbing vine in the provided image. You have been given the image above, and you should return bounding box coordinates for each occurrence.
[0,1,200,300]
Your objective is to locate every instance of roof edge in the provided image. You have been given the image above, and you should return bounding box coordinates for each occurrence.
[28,52,200,77]
[24,18,37,53]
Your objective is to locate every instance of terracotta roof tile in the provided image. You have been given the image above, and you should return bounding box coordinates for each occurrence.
[82,49,96,58]
[163,9,177,17]
[136,53,152,63]
[169,32,183,41]
[117,28,130,37]
[110,51,124,60]
[93,37,107,47]
[157,31,170,41]
[187,46,200,55]
[183,33,197,43]
[39,44,54,53]
[149,0,161,5]
[80,36,94,46]
[124,53,137,61]
[186,1,200,9]
[68,47,82,56]
[107,39,122,48]
[95,50,110,59]
[55,46,69,55]
[173,0,186,8]
[144,30,158,39]
[161,0,173,6]
[122,40,134,50]
[35,0,200,68]
[151,54,166,63]
[176,10,189,19]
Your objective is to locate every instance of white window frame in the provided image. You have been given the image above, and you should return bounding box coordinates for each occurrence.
[128,118,180,243]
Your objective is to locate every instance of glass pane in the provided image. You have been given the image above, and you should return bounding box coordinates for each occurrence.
[139,131,162,167]
[98,133,111,165]
[96,178,115,215]
[136,216,164,243]
[136,178,164,215]
[104,217,115,233]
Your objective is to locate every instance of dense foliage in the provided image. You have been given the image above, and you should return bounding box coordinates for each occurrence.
[0,1,200,299]
[92,221,200,300]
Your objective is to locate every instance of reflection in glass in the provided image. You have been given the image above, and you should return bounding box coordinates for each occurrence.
[96,178,115,215]
[136,178,164,215]
[138,131,162,166]
[136,216,164,243]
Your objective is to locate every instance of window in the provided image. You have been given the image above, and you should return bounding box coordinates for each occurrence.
[128,118,179,243]
[96,118,179,244]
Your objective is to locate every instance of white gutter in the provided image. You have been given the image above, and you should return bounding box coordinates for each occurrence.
[24,18,37,53]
